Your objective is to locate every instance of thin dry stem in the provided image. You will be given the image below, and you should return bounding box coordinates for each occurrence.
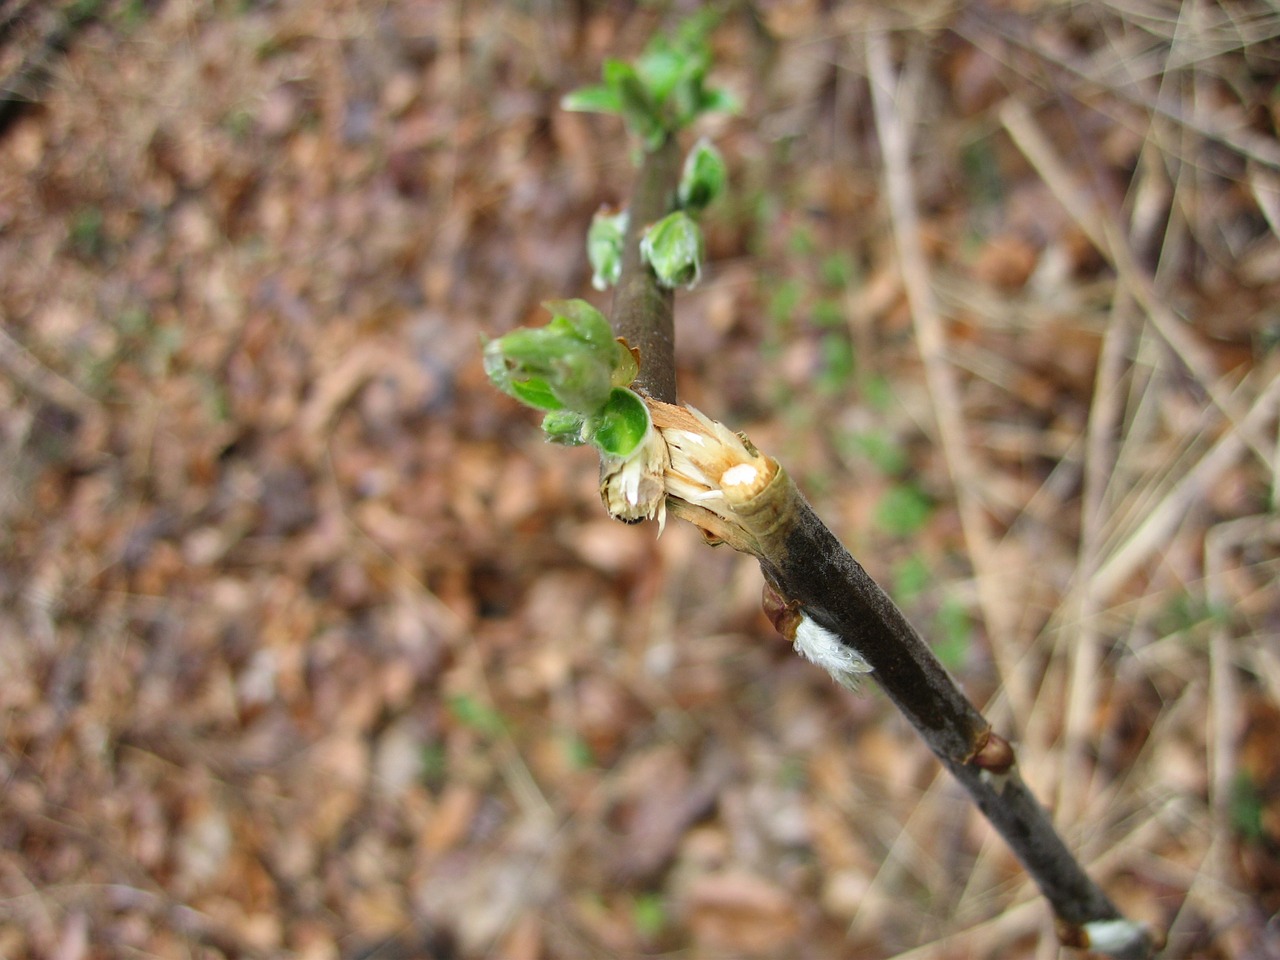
[0,322,100,415]
[866,28,1026,719]
[999,97,1276,469]
[1094,370,1280,600]
[1057,296,1138,825]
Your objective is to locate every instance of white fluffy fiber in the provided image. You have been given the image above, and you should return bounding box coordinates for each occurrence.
[793,616,873,690]
[1082,919,1151,956]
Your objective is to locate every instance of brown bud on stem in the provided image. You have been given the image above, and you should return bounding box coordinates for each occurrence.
[972,730,1015,775]
[761,581,802,641]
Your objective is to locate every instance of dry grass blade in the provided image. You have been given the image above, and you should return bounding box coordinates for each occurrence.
[1056,297,1139,826]
[865,26,1025,717]
[1094,371,1280,601]
[1000,98,1275,471]
[0,322,100,415]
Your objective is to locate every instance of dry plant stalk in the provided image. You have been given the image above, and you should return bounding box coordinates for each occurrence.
[608,137,1159,960]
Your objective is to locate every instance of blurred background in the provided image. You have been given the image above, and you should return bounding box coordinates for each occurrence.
[2,1,1278,957]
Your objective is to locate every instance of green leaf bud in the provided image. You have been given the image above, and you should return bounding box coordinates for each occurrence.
[677,138,726,212]
[610,339,639,388]
[483,300,622,415]
[587,207,628,291]
[640,211,705,290]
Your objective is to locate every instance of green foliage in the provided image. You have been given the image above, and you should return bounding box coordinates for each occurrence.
[766,277,802,329]
[1155,591,1228,639]
[448,694,507,737]
[840,428,908,476]
[640,211,705,289]
[66,0,107,22]
[812,297,845,328]
[421,743,447,790]
[631,892,668,938]
[484,300,651,458]
[561,13,736,150]
[69,207,107,261]
[1230,771,1266,843]
[820,252,857,290]
[816,331,855,394]
[961,137,1005,211]
[787,224,816,256]
[932,595,973,669]
[860,373,895,412]
[874,484,933,536]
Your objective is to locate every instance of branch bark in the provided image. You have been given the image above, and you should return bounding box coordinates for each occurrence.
[602,137,1158,960]
[608,135,682,403]
[751,482,1153,958]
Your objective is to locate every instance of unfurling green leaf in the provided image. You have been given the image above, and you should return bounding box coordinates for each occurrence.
[542,298,615,350]
[550,347,615,413]
[678,138,726,212]
[506,373,566,411]
[589,387,651,458]
[484,301,640,425]
[560,84,623,115]
[640,211,705,289]
[587,207,628,291]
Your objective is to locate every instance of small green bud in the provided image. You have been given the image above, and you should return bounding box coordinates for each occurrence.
[587,207,628,291]
[484,300,627,414]
[677,138,726,212]
[640,211,705,290]
[611,339,639,388]
[542,410,589,446]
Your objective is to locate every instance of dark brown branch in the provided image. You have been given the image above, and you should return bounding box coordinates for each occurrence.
[608,135,682,403]
[600,117,1156,960]
[658,453,1157,959]
[760,492,1153,957]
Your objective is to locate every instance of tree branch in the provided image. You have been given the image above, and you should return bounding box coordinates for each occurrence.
[757,487,1153,957]
[608,135,682,404]
[602,142,1159,960]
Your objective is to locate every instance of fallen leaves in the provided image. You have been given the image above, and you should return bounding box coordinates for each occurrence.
[0,2,1276,959]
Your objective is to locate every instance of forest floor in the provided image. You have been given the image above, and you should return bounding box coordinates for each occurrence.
[2,1,1279,958]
